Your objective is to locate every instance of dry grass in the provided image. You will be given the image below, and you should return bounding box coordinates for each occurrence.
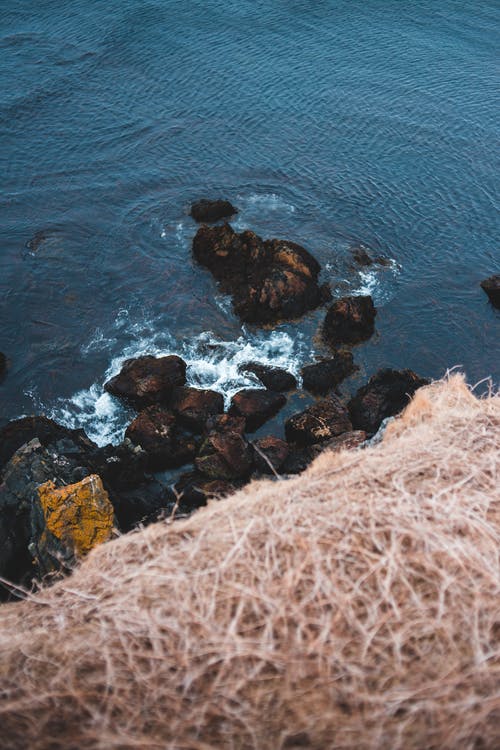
[0,374,499,749]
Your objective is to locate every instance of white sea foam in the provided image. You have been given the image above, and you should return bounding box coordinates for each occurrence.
[351,259,400,304]
[241,192,296,213]
[231,192,296,231]
[39,321,306,447]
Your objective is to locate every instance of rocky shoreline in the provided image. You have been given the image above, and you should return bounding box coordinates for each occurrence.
[1,197,496,600]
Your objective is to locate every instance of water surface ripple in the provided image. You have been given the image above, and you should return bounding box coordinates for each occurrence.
[1,0,499,439]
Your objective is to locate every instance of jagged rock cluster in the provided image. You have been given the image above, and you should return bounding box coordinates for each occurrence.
[0,198,433,597]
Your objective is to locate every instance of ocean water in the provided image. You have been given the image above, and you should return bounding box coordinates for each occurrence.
[1,0,499,444]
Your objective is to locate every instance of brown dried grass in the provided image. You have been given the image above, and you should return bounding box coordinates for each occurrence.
[0,375,499,750]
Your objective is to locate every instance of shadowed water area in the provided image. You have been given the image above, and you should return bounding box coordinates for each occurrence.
[1,0,499,444]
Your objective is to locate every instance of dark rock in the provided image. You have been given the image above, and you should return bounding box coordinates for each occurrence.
[323,295,376,346]
[190,199,237,223]
[111,481,175,532]
[0,439,89,595]
[0,415,96,478]
[351,246,374,266]
[285,395,352,446]
[351,246,391,267]
[348,369,429,434]
[238,362,297,391]
[310,430,367,457]
[195,417,253,480]
[229,388,286,432]
[281,430,366,476]
[104,355,186,408]
[170,386,224,431]
[125,406,198,470]
[301,352,358,395]
[204,413,246,435]
[193,223,329,324]
[84,439,147,494]
[252,436,289,474]
[0,352,6,378]
[174,471,241,512]
[281,446,316,475]
[480,275,500,308]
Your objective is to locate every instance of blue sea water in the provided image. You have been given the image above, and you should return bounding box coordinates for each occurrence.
[0,0,499,443]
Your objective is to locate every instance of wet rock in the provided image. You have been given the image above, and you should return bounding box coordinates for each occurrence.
[205,412,246,435]
[170,386,224,431]
[351,246,374,266]
[112,481,174,532]
[26,436,168,532]
[282,430,366,475]
[0,416,96,476]
[350,246,391,267]
[252,436,289,474]
[351,245,391,267]
[310,430,367,457]
[0,352,6,378]
[323,295,376,346]
[30,475,114,577]
[239,362,297,391]
[190,199,237,223]
[195,416,253,480]
[125,406,198,470]
[85,439,148,494]
[301,352,358,395]
[174,471,241,511]
[0,439,89,593]
[285,395,352,446]
[229,388,287,432]
[193,223,330,324]
[104,355,186,408]
[480,275,500,308]
[348,368,429,434]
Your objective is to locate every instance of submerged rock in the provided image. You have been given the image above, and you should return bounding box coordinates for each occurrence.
[350,246,391,267]
[480,275,500,308]
[170,386,224,431]
[0,352,6,378]
[252,436,289,474]
[351,246,373,266]
[125,406,198,470]
[190,199,237,223]
[104,355,186,408]
[229,388,286,432]
[239,362,297,392]
[348,368,429,434]
[323,295,376,346]
[30,475,114,576]
[285,395,352,446]
[301,352,358,395]
[193,223,330,324]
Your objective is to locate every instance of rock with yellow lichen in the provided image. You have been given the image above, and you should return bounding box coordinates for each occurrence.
[30,474,115,577]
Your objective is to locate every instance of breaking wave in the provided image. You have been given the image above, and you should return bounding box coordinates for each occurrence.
[41,314,307,446]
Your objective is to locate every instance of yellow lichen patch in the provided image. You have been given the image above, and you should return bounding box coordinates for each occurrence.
[37,475,114,558]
